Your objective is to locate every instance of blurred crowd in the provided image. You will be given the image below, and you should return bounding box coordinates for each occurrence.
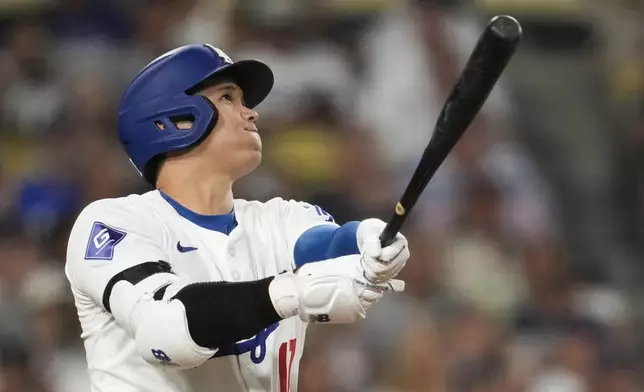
[1,0,644,391]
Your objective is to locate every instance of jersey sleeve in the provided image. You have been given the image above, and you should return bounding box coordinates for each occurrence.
[275,199,358,268]
[65,198,173,310]
[279,199,338,252]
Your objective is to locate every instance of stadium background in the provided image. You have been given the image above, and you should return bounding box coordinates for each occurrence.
[1,0,644,391]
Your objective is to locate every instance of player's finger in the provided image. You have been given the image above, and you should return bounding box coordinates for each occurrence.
[360,289,383,303]
[379,241,407,262]
[363,237,382,259]
[355,278,405,292]
[386,279,405,292]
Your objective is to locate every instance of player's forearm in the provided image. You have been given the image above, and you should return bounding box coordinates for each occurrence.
[108,272,283,369]
[108,254,377,369]
[171,278,281,348]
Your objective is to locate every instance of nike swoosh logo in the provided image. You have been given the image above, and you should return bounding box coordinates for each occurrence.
[177,241,198,253]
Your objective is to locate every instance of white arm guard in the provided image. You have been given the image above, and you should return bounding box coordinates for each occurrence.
[110,280,217,369]
[269,267,365,324]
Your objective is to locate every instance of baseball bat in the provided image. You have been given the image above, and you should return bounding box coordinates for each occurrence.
[379,15,523,247]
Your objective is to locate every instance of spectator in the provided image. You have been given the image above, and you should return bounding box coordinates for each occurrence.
[0,335,50,392]
[1,18,66,136]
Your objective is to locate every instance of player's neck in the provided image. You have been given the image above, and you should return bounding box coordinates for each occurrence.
[157,172,234,216]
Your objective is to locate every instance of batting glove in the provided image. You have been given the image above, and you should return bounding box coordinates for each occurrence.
[269,271,364,324]
[357,218,410,284]
[297,254,405,312]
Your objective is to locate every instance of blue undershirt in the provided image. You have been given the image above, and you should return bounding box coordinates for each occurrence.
[159,191,359,266]
[159,191,238,234]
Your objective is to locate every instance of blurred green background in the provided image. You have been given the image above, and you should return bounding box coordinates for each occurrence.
[1,0,644,391]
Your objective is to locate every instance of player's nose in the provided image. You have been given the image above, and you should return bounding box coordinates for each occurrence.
[241,107,259,124]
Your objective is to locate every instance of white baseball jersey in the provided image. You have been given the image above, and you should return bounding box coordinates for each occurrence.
[65,190,337,392]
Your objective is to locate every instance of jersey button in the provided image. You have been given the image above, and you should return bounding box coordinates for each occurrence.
[228,248,235,257]
[232,271,241,280]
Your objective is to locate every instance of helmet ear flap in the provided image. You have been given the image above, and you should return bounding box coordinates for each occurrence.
[142,96,219,186]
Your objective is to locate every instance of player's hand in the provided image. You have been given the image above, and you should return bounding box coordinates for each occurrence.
[271,255,402,325]
[297,254,404,312]
[357,218,410,284]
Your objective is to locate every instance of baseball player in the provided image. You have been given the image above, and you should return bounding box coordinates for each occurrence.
[65,44,410,392]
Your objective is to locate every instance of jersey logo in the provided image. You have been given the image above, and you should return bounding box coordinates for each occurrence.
[85,222,126,260]
[213,322,279,364]
[176,241,198,253]
[151,349,179,367]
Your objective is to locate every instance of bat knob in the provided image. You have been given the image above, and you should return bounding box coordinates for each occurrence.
[489,15,523,43]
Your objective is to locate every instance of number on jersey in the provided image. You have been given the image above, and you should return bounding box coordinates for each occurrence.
[278,339,297,392]
[300,202,334,223]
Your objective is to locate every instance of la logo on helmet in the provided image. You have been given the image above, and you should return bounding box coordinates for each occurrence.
[205,44,233,64]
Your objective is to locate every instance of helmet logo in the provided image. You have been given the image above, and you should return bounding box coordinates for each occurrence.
[205,44,233,64]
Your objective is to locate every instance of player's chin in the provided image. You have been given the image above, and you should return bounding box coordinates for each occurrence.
[240,129,262,147]
[236,132,262,160]
[243,137,262,157]
[235,150,262,178]
[239,138,263,160]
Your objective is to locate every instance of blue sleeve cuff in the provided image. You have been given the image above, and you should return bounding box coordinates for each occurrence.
[293,221,360,268]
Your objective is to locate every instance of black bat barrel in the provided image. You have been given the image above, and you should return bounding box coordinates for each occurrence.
[378,15,522,247]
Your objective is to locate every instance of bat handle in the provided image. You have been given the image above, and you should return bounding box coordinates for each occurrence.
[379,213,404,247]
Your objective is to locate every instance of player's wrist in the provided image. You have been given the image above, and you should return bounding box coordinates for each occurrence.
[270,270,367,324]
[268,273,299,319]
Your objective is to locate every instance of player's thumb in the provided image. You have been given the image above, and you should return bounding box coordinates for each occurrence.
[357,218,386,253]
[384,279,405,293]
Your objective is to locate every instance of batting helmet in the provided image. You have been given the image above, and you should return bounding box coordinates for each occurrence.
[117,44,274,184]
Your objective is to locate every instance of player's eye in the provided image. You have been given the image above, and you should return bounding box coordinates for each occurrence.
[222,94,233,102]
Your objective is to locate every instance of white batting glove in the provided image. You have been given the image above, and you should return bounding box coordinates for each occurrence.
[269,271,365,324]
[297,254,405,312]
[269,254,404,325]
[357,218,410,284]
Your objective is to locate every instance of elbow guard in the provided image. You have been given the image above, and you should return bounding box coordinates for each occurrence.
[111,281,218,369]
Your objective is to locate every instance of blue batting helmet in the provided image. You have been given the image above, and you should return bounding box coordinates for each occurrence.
[117,44,274,184]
